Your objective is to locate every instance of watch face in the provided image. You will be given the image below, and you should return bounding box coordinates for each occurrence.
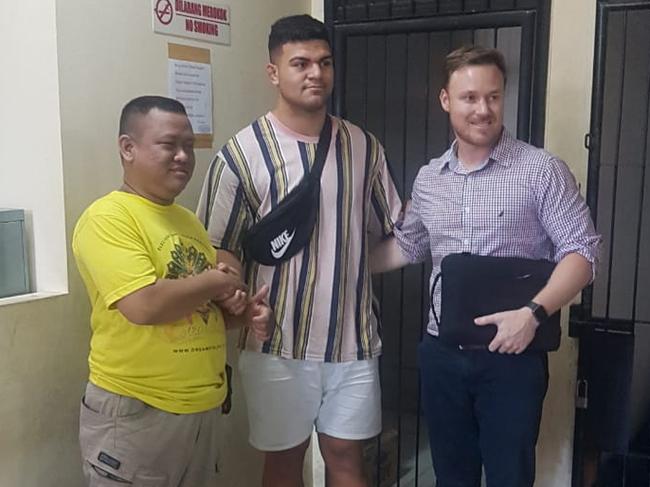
[527,301,547,323]
[536,304,548,322]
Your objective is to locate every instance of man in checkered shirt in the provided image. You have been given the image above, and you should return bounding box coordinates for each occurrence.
[372,46,600,487]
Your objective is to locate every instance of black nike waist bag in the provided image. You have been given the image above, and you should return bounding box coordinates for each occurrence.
[241,116,332,266]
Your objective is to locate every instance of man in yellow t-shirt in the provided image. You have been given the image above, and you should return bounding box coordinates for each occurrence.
[72,95,272,487]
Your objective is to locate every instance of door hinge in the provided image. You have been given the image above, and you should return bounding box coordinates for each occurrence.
[576,379,589,409]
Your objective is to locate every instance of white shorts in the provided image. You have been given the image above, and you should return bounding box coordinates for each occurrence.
[238,350,382,451]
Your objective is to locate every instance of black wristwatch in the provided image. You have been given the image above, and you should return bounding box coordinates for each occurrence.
[525,301,549,325]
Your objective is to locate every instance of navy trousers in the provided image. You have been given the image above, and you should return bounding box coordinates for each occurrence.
[418,334,549,487]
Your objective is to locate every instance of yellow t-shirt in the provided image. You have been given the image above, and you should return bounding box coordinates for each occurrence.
[72,191,227,414]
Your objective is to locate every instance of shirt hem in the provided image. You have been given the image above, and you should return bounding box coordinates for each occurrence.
[238,346,383,363]
[88,376,226,415]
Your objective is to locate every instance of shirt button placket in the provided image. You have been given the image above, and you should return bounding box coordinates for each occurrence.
[462,175,472,253]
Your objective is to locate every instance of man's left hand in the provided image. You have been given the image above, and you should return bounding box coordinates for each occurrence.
[245,285,274,342]
[474,307,538,354]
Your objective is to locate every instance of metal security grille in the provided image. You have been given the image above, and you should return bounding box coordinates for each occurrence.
[570,2,650,486]
[326,2,550,485]
[582,2,650,326]
[329,0,541,22]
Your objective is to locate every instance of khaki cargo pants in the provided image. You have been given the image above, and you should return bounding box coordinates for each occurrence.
[79,382,223,487]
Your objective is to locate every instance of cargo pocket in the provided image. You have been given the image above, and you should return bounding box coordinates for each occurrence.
[85,464,169,486]
[80,397,134,484]
[87,463,132,484]
[79,388,150,484]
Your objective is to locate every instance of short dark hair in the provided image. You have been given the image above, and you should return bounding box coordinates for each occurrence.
[443,46,507,88]
[268,14,331,61]
[119,96,187,136]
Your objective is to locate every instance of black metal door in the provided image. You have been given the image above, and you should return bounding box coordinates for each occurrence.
[326,2,550,485]
[570,1,650,486]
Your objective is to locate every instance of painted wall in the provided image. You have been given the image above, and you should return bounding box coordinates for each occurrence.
[0,4,81,486]
[0,1,307,486]
[537,0,597,485]
[0,1,67,299]
[312,0,325,20]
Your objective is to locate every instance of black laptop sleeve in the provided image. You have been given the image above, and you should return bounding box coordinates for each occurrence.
[431,253,561,352]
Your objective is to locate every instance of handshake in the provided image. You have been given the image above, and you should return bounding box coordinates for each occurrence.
[211,262,274,341]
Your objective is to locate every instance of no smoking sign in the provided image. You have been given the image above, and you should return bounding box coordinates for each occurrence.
[155,0,174,25]
[152,0,231,46]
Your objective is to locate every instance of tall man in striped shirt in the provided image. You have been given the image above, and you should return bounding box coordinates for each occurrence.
[372,46,600,486]
[197,14,402,487]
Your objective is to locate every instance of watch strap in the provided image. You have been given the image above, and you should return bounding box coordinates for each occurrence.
[525,300,549,324]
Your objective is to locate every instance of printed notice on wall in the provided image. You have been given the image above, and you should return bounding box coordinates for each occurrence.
[153,0,230,46]
[168,43,213,148]
[168,59,211,133]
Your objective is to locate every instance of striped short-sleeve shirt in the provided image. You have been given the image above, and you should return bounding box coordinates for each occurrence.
[394,130,600,336]
[197,113,402,362]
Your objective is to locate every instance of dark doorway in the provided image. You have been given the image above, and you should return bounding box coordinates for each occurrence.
[325,1,551,485]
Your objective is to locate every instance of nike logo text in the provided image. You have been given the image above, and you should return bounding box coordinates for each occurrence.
[270,229,296,259]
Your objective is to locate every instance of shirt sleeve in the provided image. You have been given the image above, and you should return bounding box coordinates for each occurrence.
[536,157,601,277]
[196,152,252,260]
[73,212,157,309]
[393,166,431,264]
[368,137,403,238]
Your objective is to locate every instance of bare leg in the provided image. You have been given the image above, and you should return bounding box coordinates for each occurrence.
[262,437,311,487]
[318,433,367,487]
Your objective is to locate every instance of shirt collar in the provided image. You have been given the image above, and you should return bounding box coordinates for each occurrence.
[433,128,516,174]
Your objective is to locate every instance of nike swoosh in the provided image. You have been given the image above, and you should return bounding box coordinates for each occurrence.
[270,229,296,259]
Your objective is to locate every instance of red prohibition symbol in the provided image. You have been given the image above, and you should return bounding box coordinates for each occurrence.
[155,0,174,25]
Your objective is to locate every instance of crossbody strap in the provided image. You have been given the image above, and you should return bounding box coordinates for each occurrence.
[309,114,333,182]
[202,154,219,228]
[203,115,333,229]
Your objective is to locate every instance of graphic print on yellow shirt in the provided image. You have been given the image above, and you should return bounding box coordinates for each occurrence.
[163,241,218,341]
[72,191,227,414]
